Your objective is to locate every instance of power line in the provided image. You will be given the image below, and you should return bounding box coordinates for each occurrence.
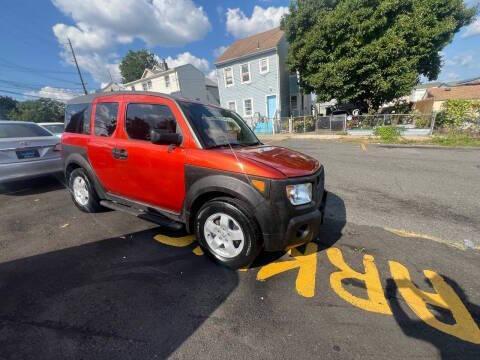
[0,79,84,92]
[0,65,85,85]
[0,57,77,75]
[0,88,74,102]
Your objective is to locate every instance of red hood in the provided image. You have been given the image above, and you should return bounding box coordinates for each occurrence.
[231,146,320,178]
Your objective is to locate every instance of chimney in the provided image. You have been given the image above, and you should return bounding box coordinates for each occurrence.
[158,58,169,72]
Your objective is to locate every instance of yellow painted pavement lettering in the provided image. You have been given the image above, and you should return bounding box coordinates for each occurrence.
[327,247,392,315]
[389,261,480,344]
[154,234,195,247]
[256,242,318,298]
[154,234,205,256]
[192,246,204,256]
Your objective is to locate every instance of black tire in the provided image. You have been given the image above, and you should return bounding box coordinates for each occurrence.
[68,168,103,213]
[195,197,262,269]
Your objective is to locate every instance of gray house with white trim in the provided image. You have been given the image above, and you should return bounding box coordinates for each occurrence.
[215,28,311,132]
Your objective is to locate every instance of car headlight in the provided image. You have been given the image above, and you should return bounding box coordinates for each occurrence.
[286,183,312,205]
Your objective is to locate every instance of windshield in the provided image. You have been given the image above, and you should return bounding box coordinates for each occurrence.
[0,123,52,138]
[42,124,64,134]
[178,101,260,148]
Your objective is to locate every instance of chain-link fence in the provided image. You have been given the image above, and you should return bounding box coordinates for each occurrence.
[249,113,435,135]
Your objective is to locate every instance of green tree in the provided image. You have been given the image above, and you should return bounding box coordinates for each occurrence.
[8,98,64,123]
[0,96,18,119]
[282,0,476,111]
[119,49,159,83]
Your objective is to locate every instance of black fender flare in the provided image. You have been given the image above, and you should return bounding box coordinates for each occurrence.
[64,152,107,199]
[183,173,275,235]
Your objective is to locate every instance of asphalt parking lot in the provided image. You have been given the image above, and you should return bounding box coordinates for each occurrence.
[0,140,479,359]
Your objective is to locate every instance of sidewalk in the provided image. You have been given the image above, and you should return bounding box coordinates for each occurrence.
[258,133,480,149]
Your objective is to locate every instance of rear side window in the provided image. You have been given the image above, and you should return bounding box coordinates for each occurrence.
[0,123,51,138]
[94,103,118,137]
[65,103,91,134]
[125,103,178,141]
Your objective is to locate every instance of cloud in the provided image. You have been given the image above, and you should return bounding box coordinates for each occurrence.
[207,70,218,84]
[26,86,81,102]
[444,53,474,67]
[441,72,461,82]
[462,19,480,38]
[52,0,210,46]
[213,46,229,58]
[164,52,210,73]
[226,5,289,38]
[51,0,211,85]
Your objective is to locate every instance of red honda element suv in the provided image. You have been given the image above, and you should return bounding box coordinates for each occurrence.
[62,92,327,269]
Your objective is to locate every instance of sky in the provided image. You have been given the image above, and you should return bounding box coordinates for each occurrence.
[0,0,479,102]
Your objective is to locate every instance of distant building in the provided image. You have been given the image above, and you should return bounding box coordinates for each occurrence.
[101,82,126,92]
[103,61,219,105]
[415,84,480,114]
[409,82,442,103]
[215,28,311,132]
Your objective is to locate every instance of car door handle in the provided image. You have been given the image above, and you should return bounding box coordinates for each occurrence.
[112,148,128,160]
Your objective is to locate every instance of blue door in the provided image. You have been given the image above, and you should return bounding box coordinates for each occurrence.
[267,95,277,120]
[256,95,275,134]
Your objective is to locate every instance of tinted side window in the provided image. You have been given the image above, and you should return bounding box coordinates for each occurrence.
[126,103,178,141]
[94,103,118,137]
[65,103,91,134]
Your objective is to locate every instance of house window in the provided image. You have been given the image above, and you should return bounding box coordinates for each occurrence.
[165,75,170,88]
[142,82,148,91]
[147,80,152,90]
[131,86,135,91]
[227,101,236,112]
[243,99,253,117]
[290,95,298,111]
[259,58,269,74]
[224,67,234,87]
[240,63,251,83]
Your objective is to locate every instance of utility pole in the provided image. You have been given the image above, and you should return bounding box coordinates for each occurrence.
[67,38,88,95]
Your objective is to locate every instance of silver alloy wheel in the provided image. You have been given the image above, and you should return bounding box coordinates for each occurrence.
[203,212,245,258]
[72,176,89,206]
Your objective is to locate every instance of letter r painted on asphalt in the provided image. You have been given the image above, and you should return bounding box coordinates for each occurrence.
[389,261,480,344]
[327,247,392,315]
[257,242,318,298]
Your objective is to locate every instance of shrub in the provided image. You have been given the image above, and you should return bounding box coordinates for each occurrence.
[374,126,403,142]
[436,100,480,129]
[293,116,315,132]
[412,112,431,128]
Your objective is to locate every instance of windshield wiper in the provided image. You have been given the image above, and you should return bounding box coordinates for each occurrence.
[208,142,241,149]
[208,141,261,149]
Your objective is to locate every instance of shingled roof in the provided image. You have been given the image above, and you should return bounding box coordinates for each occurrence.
[426,85,480,101]
[215,27,285,64]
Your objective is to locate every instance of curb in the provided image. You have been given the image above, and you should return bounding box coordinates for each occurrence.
[376,144,480,150]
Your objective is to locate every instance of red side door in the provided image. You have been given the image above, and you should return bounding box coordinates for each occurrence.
[112,95,187,214]
[87,96,122,193]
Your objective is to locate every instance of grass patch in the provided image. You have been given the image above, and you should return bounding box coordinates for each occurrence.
[373,126,402,143]
[338,133,480,147]
[431,133,480,147]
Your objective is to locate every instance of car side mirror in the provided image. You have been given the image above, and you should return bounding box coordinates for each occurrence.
[150,130,182,146]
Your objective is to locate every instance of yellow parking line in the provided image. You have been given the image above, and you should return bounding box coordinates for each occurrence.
[154,234,195,247]
[383,227,476,250]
